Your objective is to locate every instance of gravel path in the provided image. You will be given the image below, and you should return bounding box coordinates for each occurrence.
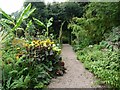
[48,44,101,88]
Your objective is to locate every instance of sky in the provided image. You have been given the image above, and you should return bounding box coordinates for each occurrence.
[0,0,25,14]
[0,0,67,15]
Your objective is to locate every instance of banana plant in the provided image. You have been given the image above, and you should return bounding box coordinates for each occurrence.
[0,3,36,40]
[33,17,53,37]
[25,20,35,40]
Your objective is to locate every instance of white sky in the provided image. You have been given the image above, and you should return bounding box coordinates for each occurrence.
[0,0,67,15]
[0,0,25,14]
[44,0,67,4]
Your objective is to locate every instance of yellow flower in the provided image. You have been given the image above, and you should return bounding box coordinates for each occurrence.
[17,47,20,50]
[31,40,42,47]
[16,54,20,60]
[35,43,40,47]
[36,41,40,46]
[32,40,36,44]
[27,39,55,48]
[16,55,19,60]
[39,41,43,45]
[51,42,54,44]
[43,41,47,47]
[16,53,23,60]
[30,42,35,46]
[46,39,51,44]
[45,39,55,45]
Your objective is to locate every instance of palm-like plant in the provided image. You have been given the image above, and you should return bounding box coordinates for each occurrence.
[0,3,36,41]
[33,17,53,37]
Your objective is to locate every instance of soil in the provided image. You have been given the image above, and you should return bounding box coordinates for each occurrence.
[48,44,102,88]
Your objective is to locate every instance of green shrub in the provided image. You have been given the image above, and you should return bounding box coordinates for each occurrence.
[68,2,119,50]
[2,38,65,89]
[0,3,65,89]
[77,45,120,88]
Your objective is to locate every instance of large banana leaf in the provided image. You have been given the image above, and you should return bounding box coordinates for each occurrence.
[33,17,46,28]
[0,8,14,22]
[26,20,32,31]
[0,18,15,25]
[0,21,12,40]
[0,19,13,40]
[0,9,14,39]
[23,8,36,20]
[47,17,53,28]
[26,20,35,31]
[0,21,12,32]
[12,3,33,32]
[0,3,36,40]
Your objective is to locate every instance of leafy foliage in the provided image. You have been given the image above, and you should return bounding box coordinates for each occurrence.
[2,38,65,89]
[68,2,120,50]
[1,1,120,89]
[76,26,120,88]
[0,3,66,89]
[0,3,36,40]
[77,44,120,88]
[23,2,87,43]
[68,2,120,88]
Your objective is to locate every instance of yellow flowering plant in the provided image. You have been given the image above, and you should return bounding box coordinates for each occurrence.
[1,3,65,88]
[14,38,65,73]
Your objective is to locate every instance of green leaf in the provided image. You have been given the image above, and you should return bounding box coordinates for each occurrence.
[47,17,53,28]
[0,18,14,25]
[0,8,14,22]
[0,20,12,40]
[18,67,28,75]
[6,77,12,89]
[10,75,25,88]
[9,70,18,75]
[12,3,32,32]
[0,20,12,32]
[26,20,33,31]
[23,8,36,20]
[33,17,46,28]
[24,74,31,85]
[11,75,31,89]
[43,64,53,71]
[34,82,44,88]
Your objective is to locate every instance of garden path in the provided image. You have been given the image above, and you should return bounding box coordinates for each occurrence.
[48,44,102,88]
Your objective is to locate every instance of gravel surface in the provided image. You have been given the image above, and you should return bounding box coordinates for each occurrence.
[48,44,102,88]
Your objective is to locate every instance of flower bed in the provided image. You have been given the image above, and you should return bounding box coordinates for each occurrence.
[2,38,65,89]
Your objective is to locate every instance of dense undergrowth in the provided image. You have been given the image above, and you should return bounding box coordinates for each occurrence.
[0,3,65,89]
[2,38,65,89]
[0,1,120,89]
[69,2,120,88]
[77,44,120,88]
[76,26,120,88]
